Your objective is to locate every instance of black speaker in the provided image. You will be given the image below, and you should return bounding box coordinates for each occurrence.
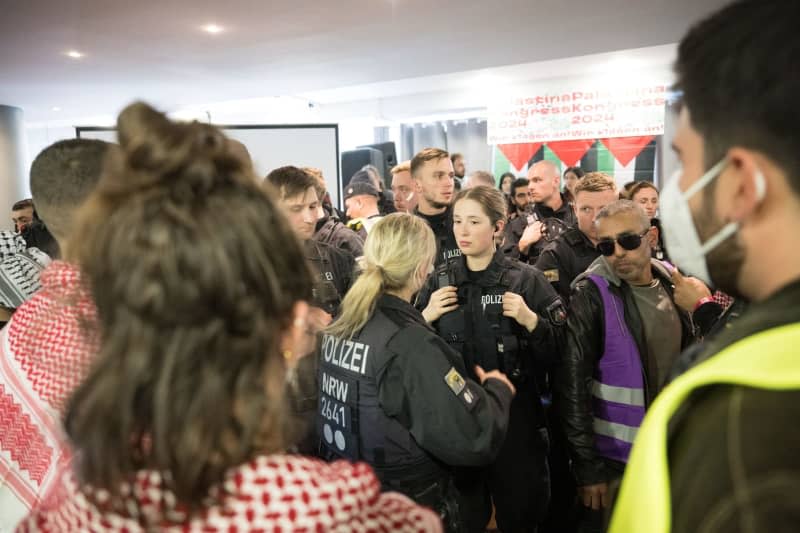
[358,142,398,187]
[341,148,384,188]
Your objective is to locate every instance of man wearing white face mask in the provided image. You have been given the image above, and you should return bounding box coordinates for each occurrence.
[610,2,800,533]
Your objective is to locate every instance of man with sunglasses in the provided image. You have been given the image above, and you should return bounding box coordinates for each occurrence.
[555,200,694,533]
[535,172,618,304]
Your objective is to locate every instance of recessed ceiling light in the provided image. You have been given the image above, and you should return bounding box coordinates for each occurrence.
[201,24,223,34]
[65,50,84,59]
[51,107,61,112]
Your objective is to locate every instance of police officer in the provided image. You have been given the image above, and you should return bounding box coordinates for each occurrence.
[321,213,515,533]
[305,166,365,259]
[504,161,577,264]
[265,166,354,317]
[417,186,566,533]
[534,172,618,303]
[410,148,462,269]
[343,175,384,238]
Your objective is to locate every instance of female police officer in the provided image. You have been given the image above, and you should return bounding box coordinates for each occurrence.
[319,212,515,533]
[417,185,566,533]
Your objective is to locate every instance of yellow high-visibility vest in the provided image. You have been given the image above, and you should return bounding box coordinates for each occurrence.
[609,323,800,533]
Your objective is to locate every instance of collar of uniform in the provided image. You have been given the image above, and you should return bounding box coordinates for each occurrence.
[450,248,508,287]
[377,293,431,327]
[413,205,453,229]
[565,227,596,249]
[533,193,571,220]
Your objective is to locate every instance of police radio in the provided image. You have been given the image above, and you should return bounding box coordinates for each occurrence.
[436,260,457,289]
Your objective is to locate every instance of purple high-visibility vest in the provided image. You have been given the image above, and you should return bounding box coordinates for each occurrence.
[587,274,646,463]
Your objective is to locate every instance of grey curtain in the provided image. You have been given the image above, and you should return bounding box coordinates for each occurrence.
[399,119,491,177]
[400,122,448,160]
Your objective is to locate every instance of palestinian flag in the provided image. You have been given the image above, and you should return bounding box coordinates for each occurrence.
[493,135,660,188]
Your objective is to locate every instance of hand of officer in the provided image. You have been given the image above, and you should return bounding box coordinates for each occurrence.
[422,286,459,323]
[502,292,539,332]
[474,365,516,397]
[578,482,609,510]
[671,269,712,313]
[307,306,333,331]
[518,220,544,252]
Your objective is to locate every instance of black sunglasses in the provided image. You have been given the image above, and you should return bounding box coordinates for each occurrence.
[597,229,650,256]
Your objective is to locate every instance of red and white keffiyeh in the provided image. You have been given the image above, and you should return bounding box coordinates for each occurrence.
[18,454,442,532]
[0,262,96,529]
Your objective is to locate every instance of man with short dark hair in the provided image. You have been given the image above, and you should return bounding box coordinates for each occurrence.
[450,152,466,180]
[265,166,354,319]
[610,2,800,532]
[411,148,460,269]
[557,200,693,533]
[11,199,34,233]
[508,178,531,220]
[0,138,111,526]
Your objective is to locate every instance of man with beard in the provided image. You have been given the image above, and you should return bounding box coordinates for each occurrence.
[556,200,694,533]
[411,148,460,269]
[610,2,800,533]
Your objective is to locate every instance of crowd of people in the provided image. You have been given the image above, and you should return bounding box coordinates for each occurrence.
[0,1,797,531]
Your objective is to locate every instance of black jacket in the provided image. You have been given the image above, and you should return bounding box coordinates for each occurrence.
[314,212,365,259]
[414,206,462,269]
[305,239,355,316]
[416,250,566,386]
[534,227,600,304]
[555,256,695,485]
[502,193,577,264]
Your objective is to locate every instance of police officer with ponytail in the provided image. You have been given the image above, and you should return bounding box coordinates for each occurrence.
[416,185,566,533]
[320,213,515,533]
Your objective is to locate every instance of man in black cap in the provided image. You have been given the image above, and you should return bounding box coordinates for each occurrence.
[344,172,383,237]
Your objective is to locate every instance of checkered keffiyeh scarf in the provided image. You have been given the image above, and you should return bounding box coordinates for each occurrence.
[0,262,96,526]
[18,455,442,532]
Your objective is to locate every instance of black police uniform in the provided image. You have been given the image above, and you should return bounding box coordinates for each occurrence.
[531,227,598,533]
[503,193,577,265]
[414,205,463,269]
[318,294,513,532]
[416,249,567,533]
[288,240,356,455]
[534,227,601,304]
[305,239,354,317]
[314,209,365,259]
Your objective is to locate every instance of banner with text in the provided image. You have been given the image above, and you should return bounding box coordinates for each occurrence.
[488,80,667,145]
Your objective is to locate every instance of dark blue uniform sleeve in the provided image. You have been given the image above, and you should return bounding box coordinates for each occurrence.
[521,266,566,370]
[377,326,513,466]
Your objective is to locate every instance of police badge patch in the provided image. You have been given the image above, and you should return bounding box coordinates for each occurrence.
[546,299,568,326]
[543,269,560,282]
[444,367,466,395]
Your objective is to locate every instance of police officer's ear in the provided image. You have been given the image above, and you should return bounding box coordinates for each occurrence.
[493,219,506,237]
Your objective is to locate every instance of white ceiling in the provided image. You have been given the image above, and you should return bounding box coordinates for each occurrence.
[1,0,729,123]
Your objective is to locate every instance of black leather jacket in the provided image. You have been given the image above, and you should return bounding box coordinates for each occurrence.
[555,257,696,485]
